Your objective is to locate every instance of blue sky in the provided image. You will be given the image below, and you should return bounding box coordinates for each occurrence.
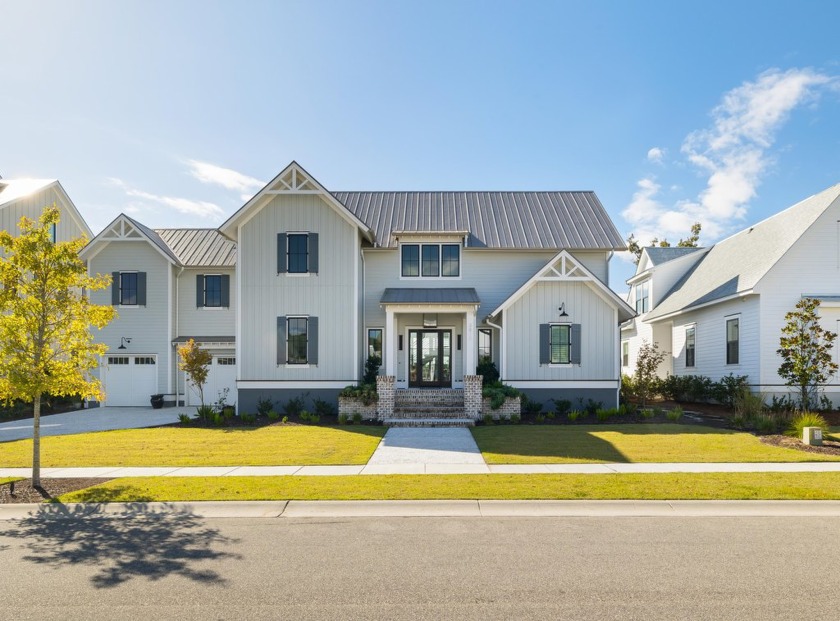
[2,0,839,290]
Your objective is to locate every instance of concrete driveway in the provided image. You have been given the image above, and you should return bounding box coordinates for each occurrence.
[0,406,193,442]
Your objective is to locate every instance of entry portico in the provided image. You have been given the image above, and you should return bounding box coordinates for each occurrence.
[381,288,479,389]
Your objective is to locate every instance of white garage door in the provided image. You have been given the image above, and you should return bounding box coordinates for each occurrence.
[103,355,158,407]
[187,356,237,407]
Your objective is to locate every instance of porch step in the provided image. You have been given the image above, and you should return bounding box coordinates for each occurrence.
[392,406,465,416]
[383,418,475,428]
[389,409,468,419]
[394,389,465,408]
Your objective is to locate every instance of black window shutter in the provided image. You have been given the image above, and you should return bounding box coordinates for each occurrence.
[221,275,230,308]
[539,324,550,365]
[137,272,147,306]
[571,324,582,365]
[111,272,120,305]
[308,316,319,365]
[196,274,204,308]
[308,233,319,274]
[277,233,287,273]
[277,316,286,365]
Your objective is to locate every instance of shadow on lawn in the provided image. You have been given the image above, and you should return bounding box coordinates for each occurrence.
[4,494,241,588]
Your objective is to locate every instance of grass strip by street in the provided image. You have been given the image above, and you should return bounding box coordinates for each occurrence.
[57,472,840,502]
[473,424,840,464]
[0,478,18,485]
[0,425,386,467]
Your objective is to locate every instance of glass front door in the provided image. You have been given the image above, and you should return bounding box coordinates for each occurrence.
[408,329,452,388]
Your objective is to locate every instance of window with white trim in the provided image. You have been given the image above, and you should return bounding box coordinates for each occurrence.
[550,324,571,365]
[287,234,309,274]
[726,317,739,365]
[120,272,138,306]
[685,326,696,368]
[622,341,629,367]
[478,328,492,360]
[635,280,650,314]
[368,328,383,359]
[204,275,222,307]
[287,317,309,365]
[401,243,460,278]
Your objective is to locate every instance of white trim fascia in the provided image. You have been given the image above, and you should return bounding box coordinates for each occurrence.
[50,181,94,238]
[235,223,242,384]
[380,303,480,314]
[236,380,352,390]
[167,264,173,394]
[646,290,755,323]
[80,214,179,266]
[354,231,360,381]
[507,380,619,389]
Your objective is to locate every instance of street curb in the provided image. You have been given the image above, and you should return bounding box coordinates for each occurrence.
[3,499,840,520]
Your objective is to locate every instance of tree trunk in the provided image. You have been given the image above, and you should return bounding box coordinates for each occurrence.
[32,393,41,487]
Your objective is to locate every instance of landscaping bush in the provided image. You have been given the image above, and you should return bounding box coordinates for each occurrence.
[595,408,614,422]
[312,396,336,418]
[482,381,520,410]
[338,413,349,425]
[282,396,306,417]
[267,410,280,421]
[256,397,274,417]
[509,414,521,424]
[196,404,214,421]
[768,394,796,413]
[483,413,495,425]
[340,384,378,405]
[281,416,288,424]
[477,356,500,384]
[552,399,572,417]
[734,388,766,419]
[534,413,546,423]
[352,412,363,425]
[579,398,602,416]
[620,374,636,403]
[178,413,192,425]
[240,411,256,424]
[567,410,581,422]
[754,413,779,435]
[712,374,749,408]
[786,412,829,438]
[640,408,655,419]
[521,394,543,416]
[665,406,683,422]
[362,354,382,386]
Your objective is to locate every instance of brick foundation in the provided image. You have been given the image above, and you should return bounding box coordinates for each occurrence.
[464,375,483,420]
[337,397,378,420]
[481,396,521,419]
[376,375,396,420]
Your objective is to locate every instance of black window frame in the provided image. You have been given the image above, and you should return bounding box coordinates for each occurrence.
[401,243,461,279]
[550,324,572,365]
[120,272,138,306]
[635,280,649,314]
[287,233,309,274]
[685,326,696,368]
[368,328,383,360]
[478,328,492,360]
[441,244,460,277]
[421,245,440,277]
[726,317,739,365]
[401,244,420,277]
[203,274,223,308]
[287,317,309,365]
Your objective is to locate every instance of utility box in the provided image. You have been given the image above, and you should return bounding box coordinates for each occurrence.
[803,427,823,446]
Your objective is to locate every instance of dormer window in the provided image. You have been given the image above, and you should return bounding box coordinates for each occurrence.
[401,243,460,278]
[635,280,650,314]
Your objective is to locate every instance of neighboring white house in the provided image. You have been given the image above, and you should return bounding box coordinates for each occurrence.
[621,183,840,404]
[0,178,92,243]
[75,161,634,411]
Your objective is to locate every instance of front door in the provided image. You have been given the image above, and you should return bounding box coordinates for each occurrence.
[408,329,452,388]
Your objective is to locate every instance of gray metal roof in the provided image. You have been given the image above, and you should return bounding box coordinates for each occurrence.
[122,214,182,265]
[644,246,704,267]
[156,228,237,267]
[646,184,840,321]
[381,287,481,305]
[333,192,626,250]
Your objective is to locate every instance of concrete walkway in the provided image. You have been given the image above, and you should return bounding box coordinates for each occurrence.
[0,406,190,442]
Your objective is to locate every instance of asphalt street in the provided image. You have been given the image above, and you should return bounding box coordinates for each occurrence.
[1,511,838,620]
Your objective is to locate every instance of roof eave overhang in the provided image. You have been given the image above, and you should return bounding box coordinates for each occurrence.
[646,290,756,323]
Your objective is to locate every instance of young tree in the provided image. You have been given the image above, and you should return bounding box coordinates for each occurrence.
[626,222,702,264]
[633,340,668,408]
[0,206,114,486]
[777,297,838,411]
[178,339,212,408]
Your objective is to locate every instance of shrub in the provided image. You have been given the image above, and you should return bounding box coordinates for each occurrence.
[509,414,521,424]
[620,374,636,402]
[352,412,363,425]
[267,410,280,421]
[665,406,683,422]
[633,341,668,407]
[299,410,311,422]
[362,354,382,386]
[256,397,274,417]
[312,397,336,418]
[535,413,546,423]
[196,404,214,421]
[308,413,320,424]
[521,395,543,416]
[579,398,602,416]
[734,389,765,419]
[283,396,306,417]
[178,413,192,425]
[567,410,581,422]
[340,384,378,405]
[640,408,655,419]
[552,399,572,417]
[281,415,288,424]
[731,414,748,430]
[712,374,749,408]
[477,356,500,384]
[768,394,796,413]
[546,412,555,420]
[754,413,779,435]
[338,413,349,425]
[482,381,521,410]
[786,412,830,438]
[483,413,495,425]
[596,408,613,422]
[211,412,225,426]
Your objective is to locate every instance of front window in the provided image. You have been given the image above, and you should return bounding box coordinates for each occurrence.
[287,317,309,364]
[204,275,222,307]
[421,245,440,277]
[686,326,696,368]
[726,317,739,365]
[635,281,650,314]
[442,244,460,277]
[368,328,383,359]
[402,243,460,278]
[478,328,492,359]
[401,244,420,277]
[120,272,138,306]
[550,324,571,365]
[287,234,308,274]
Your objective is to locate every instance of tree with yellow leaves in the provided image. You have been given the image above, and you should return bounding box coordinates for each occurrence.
[0,206,114,486]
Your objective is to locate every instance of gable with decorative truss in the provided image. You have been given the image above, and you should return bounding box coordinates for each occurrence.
[489,250,635,320]
[99,218,147,241]
[80,214,180,265]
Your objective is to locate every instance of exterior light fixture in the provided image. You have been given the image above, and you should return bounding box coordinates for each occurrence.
[118,337,132,350]
[558,303,569,318]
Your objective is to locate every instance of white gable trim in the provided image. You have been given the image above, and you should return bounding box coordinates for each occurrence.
[219,161,374,242]
[489,250,635,320]
[80,214,179,266]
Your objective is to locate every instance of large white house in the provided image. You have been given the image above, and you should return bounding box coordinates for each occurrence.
[622,183,840,404]
[12,162,635,415]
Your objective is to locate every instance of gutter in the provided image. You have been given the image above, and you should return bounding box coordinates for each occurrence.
[646,290,755,323]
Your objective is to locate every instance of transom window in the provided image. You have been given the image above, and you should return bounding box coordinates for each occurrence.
[368,328,383,359]
[120,272,138,306]
[287,234,309,274]
[204,275,222,307]
[550,324,571,365]
[686,326,696,368]
[108,357,129,365]
[726,317,739,365]
[287,317,309,364]
[635,281,650,314]
[478,328,492,360]
[135,356,156,365]
[217,357,236,365]
[401,243,460,278]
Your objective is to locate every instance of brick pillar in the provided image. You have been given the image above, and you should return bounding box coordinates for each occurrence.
[376,375,395,421]
[464,374,483,420]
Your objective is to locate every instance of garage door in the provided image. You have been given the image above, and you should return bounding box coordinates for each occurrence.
[186,356,237,407]
[103,355,158,406]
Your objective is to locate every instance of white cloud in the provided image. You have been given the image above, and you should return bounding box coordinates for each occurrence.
[624,67,835,246]
[108,177,225,220]
[647,147,665,163]
[186,159,265,194]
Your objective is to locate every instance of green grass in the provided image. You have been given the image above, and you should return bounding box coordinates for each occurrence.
[57,472,840,502]
[0,425,386,467]
[472,424,840,463]
[0,477,19,485]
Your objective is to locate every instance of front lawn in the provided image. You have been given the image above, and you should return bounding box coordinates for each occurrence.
[0,425,386,467]
[57,472,840,502]
[472,424,840,464]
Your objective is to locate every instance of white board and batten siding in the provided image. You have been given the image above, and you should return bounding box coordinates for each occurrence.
[0,184,89,243]
[239,193,358,382]
[177,268,237,335]
[88,241,173,405]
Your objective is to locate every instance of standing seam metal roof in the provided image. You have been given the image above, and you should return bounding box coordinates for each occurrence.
[155,228,237,267]
[332,191,626,249]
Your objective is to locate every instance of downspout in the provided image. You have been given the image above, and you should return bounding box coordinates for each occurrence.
[360,243,366,381]
[485,314,504,380]
[174,266,184,407]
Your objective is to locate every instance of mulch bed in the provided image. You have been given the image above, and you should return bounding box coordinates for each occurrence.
[0,478,109,504]
[760,435,840,457]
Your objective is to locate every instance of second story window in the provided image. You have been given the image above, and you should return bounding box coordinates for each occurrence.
[112,271,146,307]
[204,275,222,307]
[120,272,138,306]
[288,234,309,273]
[635,281,650,314]
[277,232,319,274]
[401,243,460,278]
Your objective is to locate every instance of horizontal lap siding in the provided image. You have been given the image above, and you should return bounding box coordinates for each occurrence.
[240,194,356,381]
[88,241,172,393]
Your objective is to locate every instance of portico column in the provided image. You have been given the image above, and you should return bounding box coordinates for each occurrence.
[464,307,477,375]
[385,307,396,377]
